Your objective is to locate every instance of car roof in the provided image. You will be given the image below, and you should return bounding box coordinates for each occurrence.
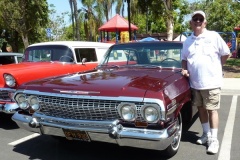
[28,41,114,48]
[118,41,183,45]
[0,52,23,56]
[110,41,183,48]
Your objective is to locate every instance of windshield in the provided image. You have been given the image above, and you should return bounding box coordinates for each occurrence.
[99,42,182,68]
[22,45,74,63]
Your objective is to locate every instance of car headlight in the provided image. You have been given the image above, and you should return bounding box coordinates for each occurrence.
[15,94,29,110]
[4,74,16,87]
[28,96,40,111]
[141,105,160,123]
[117,103,137,121]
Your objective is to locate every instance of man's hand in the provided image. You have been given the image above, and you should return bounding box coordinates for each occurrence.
[181,69,189,77]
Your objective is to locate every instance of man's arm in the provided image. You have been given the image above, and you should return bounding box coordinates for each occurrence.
[221,55,229,66]
[182,60,187,70]
[181,60,189,77]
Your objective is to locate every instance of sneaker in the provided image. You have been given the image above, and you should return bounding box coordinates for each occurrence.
[207,138,219,154]
[196,133,209,145]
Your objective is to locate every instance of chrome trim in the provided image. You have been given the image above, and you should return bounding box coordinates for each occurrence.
[14,90,166,117]
[167,104,178,115]
[12,111,175,151]
[0,88,16,101]
[0,88,16,92]
[3,102,19,114]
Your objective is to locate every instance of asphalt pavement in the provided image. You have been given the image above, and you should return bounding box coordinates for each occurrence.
[222,78,240,95]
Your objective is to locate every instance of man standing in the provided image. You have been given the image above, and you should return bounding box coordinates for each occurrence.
[181,10,230,154]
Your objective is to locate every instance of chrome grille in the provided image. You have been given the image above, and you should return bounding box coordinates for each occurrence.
[27,94,144,121]
[0,90,10,100]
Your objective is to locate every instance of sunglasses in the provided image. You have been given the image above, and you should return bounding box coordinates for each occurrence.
[192,17,204,22]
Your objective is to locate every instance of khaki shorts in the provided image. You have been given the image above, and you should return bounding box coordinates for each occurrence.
[191,88,221,110]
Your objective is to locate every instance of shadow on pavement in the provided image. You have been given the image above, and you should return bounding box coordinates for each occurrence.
[12,135,173,160]
[0,112,19,130]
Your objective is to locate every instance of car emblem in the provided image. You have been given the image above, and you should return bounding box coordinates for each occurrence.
[53,89,100,95]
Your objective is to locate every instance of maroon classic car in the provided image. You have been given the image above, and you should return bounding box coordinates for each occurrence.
[12,41,197,158]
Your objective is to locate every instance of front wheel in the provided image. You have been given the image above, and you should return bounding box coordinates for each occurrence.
[164,113,182,158]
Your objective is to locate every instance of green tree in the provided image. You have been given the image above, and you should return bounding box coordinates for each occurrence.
[69,0,80,40]
[190,0,240,32]
[80,0,104,41]
[47,4,70,41]
[0,0,49,49]
[137,0,190,40]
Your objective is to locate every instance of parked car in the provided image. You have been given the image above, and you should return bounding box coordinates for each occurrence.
[0,41,113,113]
[12,41,197,158]
[0,52,23,65]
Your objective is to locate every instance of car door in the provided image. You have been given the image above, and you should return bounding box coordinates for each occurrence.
[71,48,101,72]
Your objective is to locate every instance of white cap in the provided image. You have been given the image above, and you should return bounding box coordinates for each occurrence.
[191,10,206,19]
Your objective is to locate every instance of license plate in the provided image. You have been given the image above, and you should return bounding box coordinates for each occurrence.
[63,129,90,142]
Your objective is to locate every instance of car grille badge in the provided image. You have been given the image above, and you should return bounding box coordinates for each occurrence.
[53,89,100,95]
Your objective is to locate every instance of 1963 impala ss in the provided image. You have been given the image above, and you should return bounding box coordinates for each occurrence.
[12,41,196,158]
[0,41,112,113]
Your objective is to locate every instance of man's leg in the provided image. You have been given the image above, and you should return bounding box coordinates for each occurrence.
[196,106,211,144]
[206,88,221,154]
[208,110,219,138]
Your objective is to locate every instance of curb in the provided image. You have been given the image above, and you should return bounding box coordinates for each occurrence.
[221,89,240,95]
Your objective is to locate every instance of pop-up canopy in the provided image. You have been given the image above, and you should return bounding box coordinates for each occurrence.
[98,14,138,32]
[98,14,138,43]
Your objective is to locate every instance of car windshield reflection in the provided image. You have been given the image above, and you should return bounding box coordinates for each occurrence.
[99,42,182,68]
[23,45,74,63]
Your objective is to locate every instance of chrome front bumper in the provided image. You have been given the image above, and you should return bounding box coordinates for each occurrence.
[0,102,18,114]
[12,112,176,151]
[0,88,18,114]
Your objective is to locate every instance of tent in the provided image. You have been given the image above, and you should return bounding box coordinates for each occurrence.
[98,14,138,32]
[173,34,187,41]
[138,37,159,42]
[98,14,138,43]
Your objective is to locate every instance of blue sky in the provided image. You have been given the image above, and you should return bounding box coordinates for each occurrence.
[46,0,195,25]
[47,0,71,15]
[47,0,129,25]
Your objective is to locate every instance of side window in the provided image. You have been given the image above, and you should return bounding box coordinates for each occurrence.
[27,50,51,61]
[17,56,23,63]
[75,48,97,63]
[109,50,128,61]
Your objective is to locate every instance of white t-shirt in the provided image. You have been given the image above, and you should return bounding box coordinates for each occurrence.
[181,29,230,90]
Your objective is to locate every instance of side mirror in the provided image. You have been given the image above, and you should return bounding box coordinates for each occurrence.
[82,58,87,64]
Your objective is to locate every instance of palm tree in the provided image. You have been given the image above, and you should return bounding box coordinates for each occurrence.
[73,0,80,40]
[69,0,80,40]
[115,0,125,17]
[80,0,99,41]
[69,0,75,40]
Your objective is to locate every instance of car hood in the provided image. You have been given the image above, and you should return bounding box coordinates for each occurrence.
[0,62,65,71]
[21,67,181,98]
[0,62,81,88]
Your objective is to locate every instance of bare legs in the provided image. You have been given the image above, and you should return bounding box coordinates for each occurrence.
[198,107,219,129]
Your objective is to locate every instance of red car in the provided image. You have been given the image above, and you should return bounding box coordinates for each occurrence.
[12,41,197,158]
[0,41,113,113]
